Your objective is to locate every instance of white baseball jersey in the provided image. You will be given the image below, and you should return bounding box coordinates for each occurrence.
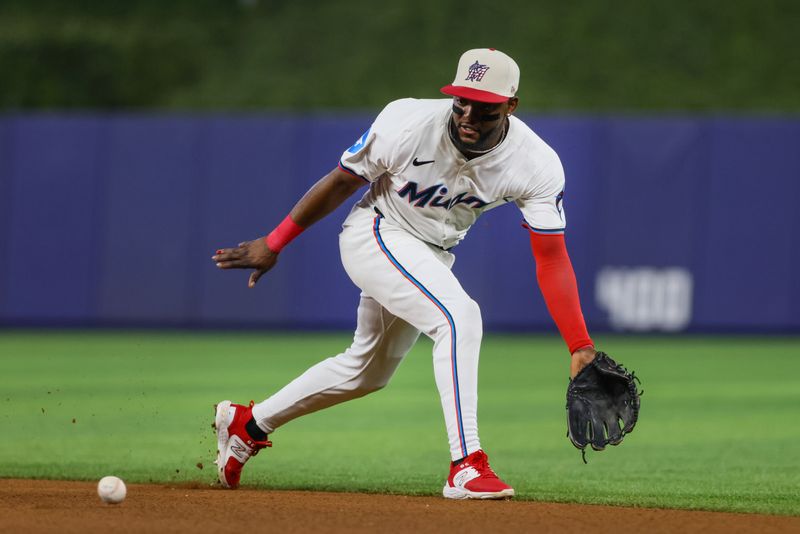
[339,98,566,249]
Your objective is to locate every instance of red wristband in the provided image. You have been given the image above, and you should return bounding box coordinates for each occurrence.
[265,215,305,253]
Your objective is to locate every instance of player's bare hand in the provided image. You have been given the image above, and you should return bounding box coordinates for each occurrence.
[570,346,597,378]
[212,238,278,288]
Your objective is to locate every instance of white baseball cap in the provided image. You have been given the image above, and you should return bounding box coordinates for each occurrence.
[440,48,520,103]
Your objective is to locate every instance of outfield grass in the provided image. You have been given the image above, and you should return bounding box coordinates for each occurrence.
[1,331,798,515]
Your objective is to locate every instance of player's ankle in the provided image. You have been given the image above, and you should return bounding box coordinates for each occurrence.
[245,417,268,441]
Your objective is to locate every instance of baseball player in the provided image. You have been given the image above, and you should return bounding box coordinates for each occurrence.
[212,48,597,499]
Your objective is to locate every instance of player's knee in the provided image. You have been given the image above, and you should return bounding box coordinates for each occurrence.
[348,380,387,397]
[363,380,389,394]
[450,298,483,342]
[333,348,397,396]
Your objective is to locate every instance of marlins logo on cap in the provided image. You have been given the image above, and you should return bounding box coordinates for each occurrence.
[441,48,520,104]
[465,61,491,82]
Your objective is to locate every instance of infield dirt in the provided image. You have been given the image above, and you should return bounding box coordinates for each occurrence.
[1,479,798,534]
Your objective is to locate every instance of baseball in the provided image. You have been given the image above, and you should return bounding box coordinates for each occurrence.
[97,475,126,504]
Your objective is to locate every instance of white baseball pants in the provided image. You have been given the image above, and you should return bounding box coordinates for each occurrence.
[251,207,483,460]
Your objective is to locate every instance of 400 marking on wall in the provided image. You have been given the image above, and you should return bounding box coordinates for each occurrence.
[595,267,693,332]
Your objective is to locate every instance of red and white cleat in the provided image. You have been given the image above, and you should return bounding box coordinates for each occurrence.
[442,449,515,499]
[213,400,271,489]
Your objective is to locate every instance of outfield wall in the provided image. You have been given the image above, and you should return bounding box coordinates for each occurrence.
[1,114,798,333]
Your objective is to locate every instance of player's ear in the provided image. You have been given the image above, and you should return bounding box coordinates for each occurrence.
[506,97,519,115]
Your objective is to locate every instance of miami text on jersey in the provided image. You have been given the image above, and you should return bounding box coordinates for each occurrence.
[397,181,489,209]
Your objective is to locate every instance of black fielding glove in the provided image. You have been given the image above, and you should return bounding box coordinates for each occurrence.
[566,352,641,462]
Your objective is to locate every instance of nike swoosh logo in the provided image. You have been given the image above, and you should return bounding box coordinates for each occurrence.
[412,157,435,166]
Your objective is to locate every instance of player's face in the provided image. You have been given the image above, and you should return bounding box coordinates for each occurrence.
[450,96,518,152]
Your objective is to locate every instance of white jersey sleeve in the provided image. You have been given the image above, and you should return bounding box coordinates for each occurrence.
[338,99,416,182]
[515,153,567,234]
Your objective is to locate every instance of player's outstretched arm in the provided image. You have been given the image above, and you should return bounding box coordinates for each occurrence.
[212,167,365,287]
[528,230,644,456]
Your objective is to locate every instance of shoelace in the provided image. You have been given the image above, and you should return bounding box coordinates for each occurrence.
[469,452,499,479]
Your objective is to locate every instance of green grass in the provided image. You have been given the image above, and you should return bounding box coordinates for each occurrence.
[1,331,798,515]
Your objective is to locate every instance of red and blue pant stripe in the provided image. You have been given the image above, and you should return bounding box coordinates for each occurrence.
[371,214,468,459]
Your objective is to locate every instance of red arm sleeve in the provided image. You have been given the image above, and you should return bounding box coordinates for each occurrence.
[528,230,593,353]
